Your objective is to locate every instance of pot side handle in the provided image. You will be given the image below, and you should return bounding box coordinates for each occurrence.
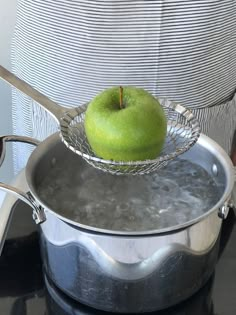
[218,166,236,219]
[0,135,46,255]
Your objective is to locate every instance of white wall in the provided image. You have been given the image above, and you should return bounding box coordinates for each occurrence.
[0,0,17,184]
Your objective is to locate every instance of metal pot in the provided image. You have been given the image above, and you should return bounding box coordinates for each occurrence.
[0,133,235,313]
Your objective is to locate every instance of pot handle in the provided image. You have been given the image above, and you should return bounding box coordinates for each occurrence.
[218,166,236,219]
[0,135,46,255]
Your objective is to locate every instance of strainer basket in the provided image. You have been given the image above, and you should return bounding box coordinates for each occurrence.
[61,98,200,175]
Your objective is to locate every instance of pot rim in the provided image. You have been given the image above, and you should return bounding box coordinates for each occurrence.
[26,133,235,236]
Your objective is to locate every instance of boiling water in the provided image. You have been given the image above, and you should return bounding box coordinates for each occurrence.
[38,159,220,232]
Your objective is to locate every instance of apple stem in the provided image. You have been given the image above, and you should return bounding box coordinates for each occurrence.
[119,86,124,109]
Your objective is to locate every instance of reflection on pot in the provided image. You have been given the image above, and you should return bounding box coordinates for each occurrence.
[45,273,214,315]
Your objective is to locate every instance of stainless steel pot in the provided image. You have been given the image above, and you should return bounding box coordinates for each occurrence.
[0,133,235,313]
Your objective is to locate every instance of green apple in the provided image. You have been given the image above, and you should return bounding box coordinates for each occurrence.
[84,86,167,161]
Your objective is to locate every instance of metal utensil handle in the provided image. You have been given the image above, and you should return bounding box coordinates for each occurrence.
[0,65,67,122]
[0,135,46,255]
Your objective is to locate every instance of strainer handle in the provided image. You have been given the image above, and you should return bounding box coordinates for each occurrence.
[0,135,46,255]
[0,65,67,122]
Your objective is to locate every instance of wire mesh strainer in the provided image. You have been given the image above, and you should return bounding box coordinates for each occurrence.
[62,99,200,175]
[0,65,200,175]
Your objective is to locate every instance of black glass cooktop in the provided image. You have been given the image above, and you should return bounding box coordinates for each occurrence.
[0,200,236,315]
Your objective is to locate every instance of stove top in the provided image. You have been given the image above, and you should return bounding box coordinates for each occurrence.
[0,199,236,315]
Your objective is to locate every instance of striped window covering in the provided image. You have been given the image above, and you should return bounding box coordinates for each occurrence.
[192,95,236,157]
[11,0,236,173]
